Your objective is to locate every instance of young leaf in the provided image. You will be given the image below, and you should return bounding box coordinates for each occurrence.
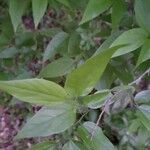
[32,141,56,150]
[0,78,68,106]
[136,39,150,67]
[80,0,112,25]
[80,90,110,109]
[16,104,76,138]
[32,0,48,28]
[39,57,75,78]
[135,90,150,105]
[134,0,150,33]
[77,122,115,150]
[43,32,68,62]
[9,0,28,32]
[65,45,123,96]
[63,141,80,150]
[137,105,150,130]
[110,28,148,57]
[111,0,126,29]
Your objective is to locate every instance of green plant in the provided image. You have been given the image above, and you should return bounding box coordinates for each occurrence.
[0,0,150,149]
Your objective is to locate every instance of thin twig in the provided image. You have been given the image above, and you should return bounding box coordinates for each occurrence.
[90,68,150,140]
[90,90,123,140]
[90,97,111,140]
[74,110,90,126]
[129,68,150,86]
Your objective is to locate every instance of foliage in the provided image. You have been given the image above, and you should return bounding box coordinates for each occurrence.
[0,0,150,149]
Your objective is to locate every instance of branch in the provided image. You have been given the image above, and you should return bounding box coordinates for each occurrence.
[129,68,150,86]
[90,90,124,140]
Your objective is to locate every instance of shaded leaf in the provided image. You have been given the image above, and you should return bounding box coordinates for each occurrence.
[76,126,92,150]
[43,32,68,62]
[84,122,115,150]
[1,13,14,40]
[95,65,116,90]
[9,0,28,32]
[40,28,62,37]
[0,78,68,106]
[136,39,150,67]
[63,141,80,150]
[32,0,48,28]
[0,47,18,59]
[110,28,148,57]
[94,31,122,55]
[15,32,36,48]
[77,122,115,150]
[16,104,76,138]
[111,0,126,28]
[111,63,133,84]
[80,90,110,109]
[40,57,75,78]
[56,0,72,9]
[68,32,81,56]
[65,45,123,96]
[137,105,150,130]
[80,0,112,25]
[32,141,56,150]
[134,0,150,33]
[135,90,150,105]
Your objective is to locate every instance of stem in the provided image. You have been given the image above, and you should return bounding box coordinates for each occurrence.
[90,90,123,140]
[129,68,150,85]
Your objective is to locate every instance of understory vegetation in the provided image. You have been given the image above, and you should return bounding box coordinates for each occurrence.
[0,0,150,149]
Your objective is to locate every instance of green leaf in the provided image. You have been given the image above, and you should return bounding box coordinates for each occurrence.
[73,142,87,150]
[80,90,109,109]
[94,31,122,55]
[43,32,68,62]
[137,105,150,130]
[128,119,141,133]
[68,32,81,57]
[32,141,56,150]
[78,122,115,150]
[16,104,76,138]
[0,78,68,106]
[40,57,75,78]
[1,13,14,40]
[32,0,48,28]
[76,126,92,150]
[0,34,10,48]
[9,0,28,32]
[111,0,126,29]
[134,0,150,33]
[136,39,150,67]
[95,65,116,90]
[63,141,80,150]
[135,90,150,105]
[110,28,148,57]
[111,63,133,84]
[40,28,62,37]
[80,0,112,25]
[15,32,36,48]
[0,47,18,59]
[65,45,123,96]
[56,0,72,9]
[84,122,116,150]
